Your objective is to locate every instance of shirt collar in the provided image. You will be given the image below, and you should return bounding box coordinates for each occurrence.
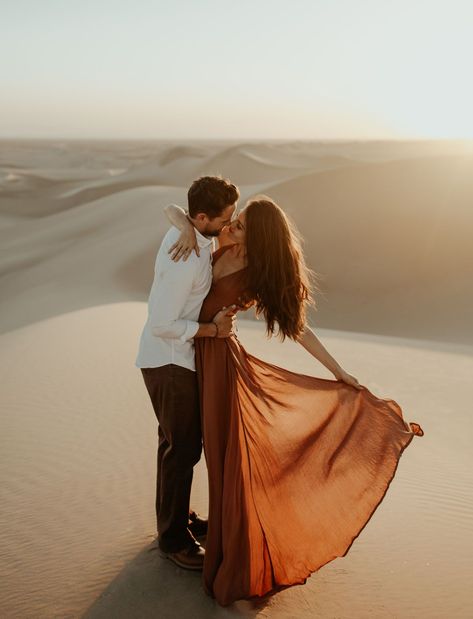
[194,227,214,249]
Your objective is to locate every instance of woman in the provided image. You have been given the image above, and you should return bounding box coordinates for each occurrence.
[165,196,424,606]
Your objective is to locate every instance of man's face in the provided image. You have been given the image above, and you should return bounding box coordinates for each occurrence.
[201,203,237,237]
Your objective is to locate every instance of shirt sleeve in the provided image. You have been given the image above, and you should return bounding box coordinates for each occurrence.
[149,254,201,341]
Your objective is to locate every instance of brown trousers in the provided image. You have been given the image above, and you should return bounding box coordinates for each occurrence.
[140,364,202,553]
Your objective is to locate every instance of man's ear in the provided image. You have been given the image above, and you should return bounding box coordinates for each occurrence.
[194,212,208,224]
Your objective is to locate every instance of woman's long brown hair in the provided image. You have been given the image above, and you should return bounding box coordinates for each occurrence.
[244,196,319,341]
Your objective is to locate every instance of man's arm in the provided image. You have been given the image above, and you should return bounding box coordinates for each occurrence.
[150,253,235,340]
[150,256,199,340]
[194,307,236,338]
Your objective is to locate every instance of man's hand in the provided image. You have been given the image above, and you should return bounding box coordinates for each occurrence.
[212,305,237,338]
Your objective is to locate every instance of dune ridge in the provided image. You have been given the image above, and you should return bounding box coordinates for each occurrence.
[1,140,472,343]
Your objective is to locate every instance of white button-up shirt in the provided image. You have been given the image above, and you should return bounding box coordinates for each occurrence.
[135,225,214,371]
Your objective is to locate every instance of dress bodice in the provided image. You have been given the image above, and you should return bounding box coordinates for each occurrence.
[198,245,253,323]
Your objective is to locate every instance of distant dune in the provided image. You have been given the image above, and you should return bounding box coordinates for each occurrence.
[1,139,472,343]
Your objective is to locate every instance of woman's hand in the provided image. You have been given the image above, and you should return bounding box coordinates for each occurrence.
[333,368,364,390]
[168,224,199,261]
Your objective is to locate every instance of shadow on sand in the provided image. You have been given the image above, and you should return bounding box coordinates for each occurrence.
[82,539,271,619]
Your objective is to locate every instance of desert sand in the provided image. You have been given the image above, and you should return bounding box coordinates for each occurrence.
[1,139,472,618]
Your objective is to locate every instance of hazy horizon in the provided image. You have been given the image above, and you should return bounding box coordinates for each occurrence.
[2,137,473,145]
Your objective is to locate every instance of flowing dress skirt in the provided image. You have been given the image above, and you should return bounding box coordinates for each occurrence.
[195,256,423,606]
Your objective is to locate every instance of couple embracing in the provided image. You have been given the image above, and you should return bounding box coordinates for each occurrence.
[135,176,423,607]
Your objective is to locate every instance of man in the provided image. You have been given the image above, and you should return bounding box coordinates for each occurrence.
[135,176,239,570]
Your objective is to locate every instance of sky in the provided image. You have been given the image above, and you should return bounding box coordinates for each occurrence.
[1,0,472,140]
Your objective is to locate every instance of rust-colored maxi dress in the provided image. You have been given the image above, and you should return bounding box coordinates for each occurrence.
[195,246,424,607]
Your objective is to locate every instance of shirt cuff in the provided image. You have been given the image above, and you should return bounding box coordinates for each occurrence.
[179,320,200,342]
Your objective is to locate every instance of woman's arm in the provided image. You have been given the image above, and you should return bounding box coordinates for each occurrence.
[297,325,363,389]
[164,204,199,261]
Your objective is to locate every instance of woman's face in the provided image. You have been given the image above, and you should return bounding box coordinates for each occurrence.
[226,208,246,245]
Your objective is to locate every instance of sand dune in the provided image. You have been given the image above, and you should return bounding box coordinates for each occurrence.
[1,139,472,617]
[1,140,472,343]
[266,153,473,342]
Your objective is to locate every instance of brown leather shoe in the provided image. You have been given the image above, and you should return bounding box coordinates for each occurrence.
[159,540,205,571]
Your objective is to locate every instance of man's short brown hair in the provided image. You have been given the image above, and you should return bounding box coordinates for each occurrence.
[188,176,239,219]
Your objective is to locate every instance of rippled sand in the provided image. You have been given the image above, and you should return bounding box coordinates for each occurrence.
[0,304,471,618]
